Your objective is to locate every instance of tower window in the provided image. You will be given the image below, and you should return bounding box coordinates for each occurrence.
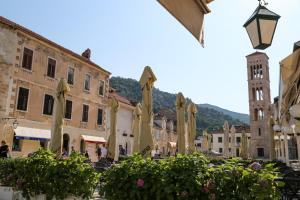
[258,128,262,136]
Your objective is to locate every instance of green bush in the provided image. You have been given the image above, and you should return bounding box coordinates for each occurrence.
[100,154,283,200]
[0,149,100,199]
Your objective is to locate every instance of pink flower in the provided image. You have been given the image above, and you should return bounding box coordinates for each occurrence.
[249,162,262,171]
[201,186,209,194]
[136,178,144,188]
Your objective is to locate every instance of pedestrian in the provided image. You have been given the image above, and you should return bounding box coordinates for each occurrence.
[70,146,75,155]
[96,144,101,161]
[0,140,9,159]
[100,144,107,158]
[85,150,89,159]
[62,148,68,157]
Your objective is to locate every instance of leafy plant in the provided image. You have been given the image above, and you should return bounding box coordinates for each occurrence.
[0,149,100,199]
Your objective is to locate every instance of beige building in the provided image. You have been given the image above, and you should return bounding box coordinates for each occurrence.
[0,16,110,162]
[246,52,272,159]
[209,125,251,157]
[153,114,177,156]
[272,41,300,169]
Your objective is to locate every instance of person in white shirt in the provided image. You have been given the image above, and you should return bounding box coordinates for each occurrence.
[100,144,107,158]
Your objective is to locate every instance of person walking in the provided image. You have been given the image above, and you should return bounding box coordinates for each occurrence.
[100,144,107,158]
[0,141,9,158]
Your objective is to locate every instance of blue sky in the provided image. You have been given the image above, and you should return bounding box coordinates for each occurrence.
[1,0,299,114]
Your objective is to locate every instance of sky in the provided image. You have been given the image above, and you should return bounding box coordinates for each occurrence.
[1,0,299,114]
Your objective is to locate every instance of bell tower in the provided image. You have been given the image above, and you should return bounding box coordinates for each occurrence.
[246,52,271,159]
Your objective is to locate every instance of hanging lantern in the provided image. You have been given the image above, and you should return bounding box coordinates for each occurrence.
[243,0,280,50]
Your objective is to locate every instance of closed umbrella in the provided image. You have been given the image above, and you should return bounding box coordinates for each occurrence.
[107,96,119,161]
[176,93,186,154]
[230,125,236,157]
[139,66,156,157]
[50,78,70,158]
[240,130,248,160]
[132,103,142,153]
[187,102,197,153]
[157,0,213,45]
[202,130,208,152]
[269,117,276,160]
[223,121,230,157]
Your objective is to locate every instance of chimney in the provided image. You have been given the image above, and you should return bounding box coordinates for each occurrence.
[82,48,91,59]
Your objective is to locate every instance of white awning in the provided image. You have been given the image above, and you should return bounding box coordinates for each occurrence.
[168,142,177,148]
[14,126,51,141]
[81,135,106,144]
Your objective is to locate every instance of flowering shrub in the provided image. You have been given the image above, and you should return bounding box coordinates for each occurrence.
[100,155,283,200]
[0,149,100,199]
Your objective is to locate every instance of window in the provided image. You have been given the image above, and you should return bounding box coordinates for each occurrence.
[257,148,264,157]
[229,137,231,143]
[99,80,105,96]
[97,108,103,125]
[65,100,72,119]
[219,148,223,153]
[43,94,54,115]
[236,137,241,144]
[47,58,56,78]
[82,104,89,122]
[229,148,231,153]
[258,128,262,136]
[67,67,74,85]
[22,47,33,70]
[218,137,222,143]
[17,87,29,111]
[12,134,21,151]
[84,74,91,91]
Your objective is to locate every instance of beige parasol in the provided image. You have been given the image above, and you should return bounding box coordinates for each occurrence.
[176,93,186,154]
[132,103,142,153]
[107,96,119,161]
[157,0,213,46]
[223,121,230,157]
[269,116,276,160]
[187,102,197,153]
[139,66,156,157]
[230,125,236,157]
[50,78,70,158]
[202,130,209,152]
[240,130,248,160]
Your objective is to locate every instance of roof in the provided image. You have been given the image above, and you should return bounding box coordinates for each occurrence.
[0,16,111,76]
[294,41,300,52]
[108,89,134,107]
[246,51,269,59]
[209,125,250,134]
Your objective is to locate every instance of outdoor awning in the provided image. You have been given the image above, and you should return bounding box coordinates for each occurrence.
[168,142,177,148]
[158,0,213,45]
[14,126,51,141]
[81,135,106,144]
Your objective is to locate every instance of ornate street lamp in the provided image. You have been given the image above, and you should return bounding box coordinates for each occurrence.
[243,0,280,50]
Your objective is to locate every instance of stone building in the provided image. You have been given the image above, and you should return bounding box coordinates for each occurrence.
[0,16,110,161]
[271,41,300,168]
[246,52,272,159]
[152,114,177,156]
[209,125,251,157]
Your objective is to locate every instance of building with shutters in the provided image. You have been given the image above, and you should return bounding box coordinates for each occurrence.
[0,16,110,161]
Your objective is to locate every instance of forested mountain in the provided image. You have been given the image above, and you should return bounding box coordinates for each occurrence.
[110,76,248,135]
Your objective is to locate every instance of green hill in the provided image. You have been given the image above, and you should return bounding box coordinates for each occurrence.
[109,76,248,135]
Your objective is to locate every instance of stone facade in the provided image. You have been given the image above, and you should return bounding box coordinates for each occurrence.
[0,17,110,162]
[246,52,271,159]
[209,126,251,157]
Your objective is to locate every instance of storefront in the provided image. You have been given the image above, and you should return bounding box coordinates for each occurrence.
[80,135,106,162]
[11,126,51,157]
